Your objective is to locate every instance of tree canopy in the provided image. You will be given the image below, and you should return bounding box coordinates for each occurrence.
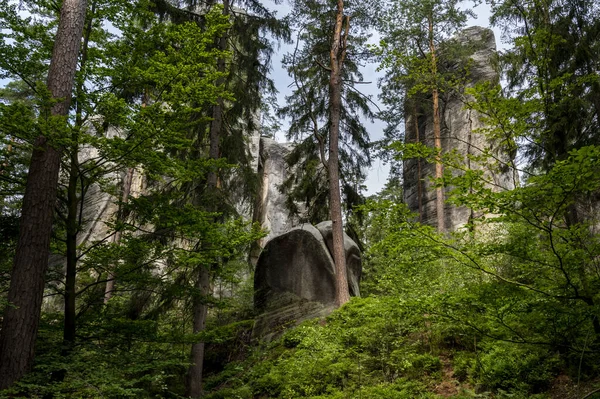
[2,0,600,397]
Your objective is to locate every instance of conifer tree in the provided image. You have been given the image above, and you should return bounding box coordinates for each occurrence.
[281,0,372,224]
[490,0,600,170]
[281,0,374,305]
[126,1,288,395]
[377,0,474,233]
[0,1,253,391]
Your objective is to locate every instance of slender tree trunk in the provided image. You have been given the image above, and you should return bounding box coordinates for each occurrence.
[329,0,350,307]
[104,167,134,303]
[63,0,96,349]
[413,104,423,223]
[428,15,445,233]
[186,266,210,398]
[0,0,88,389]
[186,2,229,396]
[64,151,79,348]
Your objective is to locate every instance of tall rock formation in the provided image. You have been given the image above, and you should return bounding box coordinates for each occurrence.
[253,138,306,243]
[250,137,309,265]
[404,26,515,231]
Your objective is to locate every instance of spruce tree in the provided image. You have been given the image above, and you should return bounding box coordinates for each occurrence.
[281,0,374,305]
[124,1,288,395]
[490,0,600,170]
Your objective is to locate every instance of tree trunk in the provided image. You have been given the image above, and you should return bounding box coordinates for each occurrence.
[186,1,229,396]
[0,0,88,389]
[64,0,96,349]
[328,0,350,307]
[64,150,79,348]
[186,266,210,398]
[104,167,134,304]
[413,103,423,223]
[429,15,445,233]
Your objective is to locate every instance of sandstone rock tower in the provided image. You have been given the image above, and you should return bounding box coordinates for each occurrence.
[403,26,515,231]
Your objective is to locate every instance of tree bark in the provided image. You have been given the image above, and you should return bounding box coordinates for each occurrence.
[413,103,423,223]
[64,0,96,349]
[104,167,134,304]
[429,15,445,233]
[186,1,229,396]
[0,0,88,389]
[328,0,350,307]
[186,266,210,398]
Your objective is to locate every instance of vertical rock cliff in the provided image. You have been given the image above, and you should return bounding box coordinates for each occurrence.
[404,26,515,231]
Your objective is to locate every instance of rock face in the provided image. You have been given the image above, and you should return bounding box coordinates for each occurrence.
[49,125,145,255]
[250,137,307,265]
[404,26,515,231]
[253,222,362,340]
[315,221,361,297]
[67,123,356,339]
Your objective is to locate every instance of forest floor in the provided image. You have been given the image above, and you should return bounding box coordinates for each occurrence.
[431,355,464,397]
[429,353,600,399]
[546,374,600,399]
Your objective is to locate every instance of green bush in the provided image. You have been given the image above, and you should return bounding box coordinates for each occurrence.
[453,351,476,382]
[475,342,559,393]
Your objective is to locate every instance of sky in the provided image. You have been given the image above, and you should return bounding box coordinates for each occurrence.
[262,1,509,196]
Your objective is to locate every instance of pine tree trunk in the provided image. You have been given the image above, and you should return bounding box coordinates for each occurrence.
[63,3,96,348]
[0,0,87,389]
[329,0,350,307]
[429,15,445,233]
[186,1,229,396]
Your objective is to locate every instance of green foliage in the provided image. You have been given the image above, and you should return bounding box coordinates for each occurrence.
[374,0,478,153]
[0,310,189,398]
[204,297,453,398]
[343,140,600,396]
[3,0,600,396]
[0,0,266,396]
[475,342,559,393]
[278,0,374,223]
[489,0,600,169]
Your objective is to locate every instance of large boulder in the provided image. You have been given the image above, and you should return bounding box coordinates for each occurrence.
[254,224,336,311]
[253,222,362,340]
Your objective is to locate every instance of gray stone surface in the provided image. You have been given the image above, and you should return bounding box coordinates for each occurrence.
[404,26,516,231]
[315,221,361,297]
[253,222,362,340]
[250,137,308,264]
[252,298,335,342]
[254,224,336,312]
